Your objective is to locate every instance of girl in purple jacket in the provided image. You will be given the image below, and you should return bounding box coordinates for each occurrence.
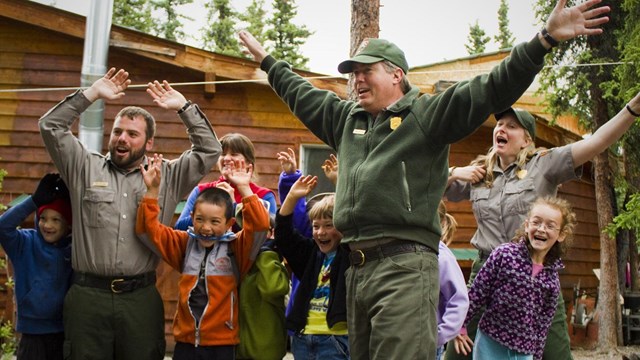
[454,197,576,360]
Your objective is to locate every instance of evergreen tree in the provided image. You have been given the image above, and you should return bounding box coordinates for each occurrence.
[494,0,514,49]
[533,0,623,350]
[239,0,268,46]
[202,0,243,56]
[113,0,154,33]
[465,20,490,55]
[151,0,193,42]
[265,0,313,70]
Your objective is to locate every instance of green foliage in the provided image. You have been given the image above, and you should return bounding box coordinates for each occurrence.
[265,0,313,70]
[150,0,194,42]
[465,20,490,55]
[239,0,268,46]
[608,0,640,241]
[0,321,17,359]
[495,0,514,49]
[606,192,640,238]
[202,0,243,56]
[112,0,154,33]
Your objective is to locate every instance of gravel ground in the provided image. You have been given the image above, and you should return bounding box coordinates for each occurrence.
[572,345,640,360]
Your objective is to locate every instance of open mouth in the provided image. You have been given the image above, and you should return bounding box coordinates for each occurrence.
[115,146,129,156]
[317,239,331,246]
[357,88,370,97]
[496,135,507,145]
[533,235,547,242]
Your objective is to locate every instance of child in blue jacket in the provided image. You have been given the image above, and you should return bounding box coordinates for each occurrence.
[0,173,72,360]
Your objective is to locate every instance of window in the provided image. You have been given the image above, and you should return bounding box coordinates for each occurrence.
[300,144,337,198]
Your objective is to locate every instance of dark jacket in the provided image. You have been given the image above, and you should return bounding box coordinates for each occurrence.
[0,196,72,334]
[261,36,548,252]
[275,211,348,333]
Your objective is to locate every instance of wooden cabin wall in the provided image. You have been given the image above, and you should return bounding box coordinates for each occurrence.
[0,18,322,350]
[1,14,601,350]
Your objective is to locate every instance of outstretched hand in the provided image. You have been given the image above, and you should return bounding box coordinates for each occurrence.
[239,30,268,63]
[277,148,298,175]
[289,175,318,201]
[83,68,131,103]
[146,80,187,111]
[225,160,253,197]
[545,0,610,42]
[141,153,163,198]
[321,154,338,186]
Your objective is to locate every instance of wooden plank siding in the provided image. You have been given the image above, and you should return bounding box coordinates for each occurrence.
[1,0,601,351]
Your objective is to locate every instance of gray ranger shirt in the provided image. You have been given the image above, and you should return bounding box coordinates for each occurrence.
[39,90,221,276]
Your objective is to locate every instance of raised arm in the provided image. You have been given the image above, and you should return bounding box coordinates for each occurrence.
[239,30,268,63]
[280,175,318,216]
[571,92,640,167]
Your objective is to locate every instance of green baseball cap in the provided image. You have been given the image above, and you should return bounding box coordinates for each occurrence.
[495,108,536,139]
[338,38,409,74]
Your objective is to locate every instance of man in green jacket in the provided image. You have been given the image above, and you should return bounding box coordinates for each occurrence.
[239,1,609,358]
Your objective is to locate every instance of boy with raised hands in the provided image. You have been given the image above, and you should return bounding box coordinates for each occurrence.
[136,154,270,360]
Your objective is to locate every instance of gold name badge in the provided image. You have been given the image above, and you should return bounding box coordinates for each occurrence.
[516,169,528,179]
[92,181,109,187]
[390,117,402,130]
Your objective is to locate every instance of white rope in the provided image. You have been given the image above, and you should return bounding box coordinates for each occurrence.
[0,62,630,93]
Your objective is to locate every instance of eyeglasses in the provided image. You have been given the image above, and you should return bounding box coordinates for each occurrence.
[528,219,560,232]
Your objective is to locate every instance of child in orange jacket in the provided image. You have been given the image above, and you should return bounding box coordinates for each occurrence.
[136,154,270,359]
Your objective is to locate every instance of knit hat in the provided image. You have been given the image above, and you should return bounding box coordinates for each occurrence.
[38,198,72,226]
[338,38,409,74]
[495,108,536,139]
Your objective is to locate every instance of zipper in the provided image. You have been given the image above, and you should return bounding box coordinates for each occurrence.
[401,161,412,212]
[225,291,235,329]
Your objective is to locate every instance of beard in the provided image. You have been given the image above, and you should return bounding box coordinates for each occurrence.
[108,143,147,170]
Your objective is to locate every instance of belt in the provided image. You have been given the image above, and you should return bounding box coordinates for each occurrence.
[73,271,156,294]
[348,240,435,267]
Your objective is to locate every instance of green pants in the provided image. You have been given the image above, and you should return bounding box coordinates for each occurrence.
[346,250,439,360]
[63,283,166,360]
[444,256,573,360]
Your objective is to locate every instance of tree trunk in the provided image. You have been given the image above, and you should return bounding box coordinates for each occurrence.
[593,152,622,348]
[591,98,621,349]
[348,0,380,100]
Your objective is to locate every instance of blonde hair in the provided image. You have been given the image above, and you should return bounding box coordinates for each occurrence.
[308,194,335,221]
[513,196,577,265]
[470,129,543,187]
[438,200,458,246]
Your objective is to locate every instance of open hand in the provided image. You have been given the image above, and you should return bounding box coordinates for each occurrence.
[141,153,163,197]
[225,160,253,189]
[239,30,268,63]
[321,154,338,185]
[83,68,131,102]
[277,148,298,175]
[289,175,317,200]
[545,0,610,42]
[146,80,187,111]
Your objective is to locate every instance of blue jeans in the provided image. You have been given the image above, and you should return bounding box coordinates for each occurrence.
[291,334,349,360]
[473,330,532,360]
[436,345,444,360]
